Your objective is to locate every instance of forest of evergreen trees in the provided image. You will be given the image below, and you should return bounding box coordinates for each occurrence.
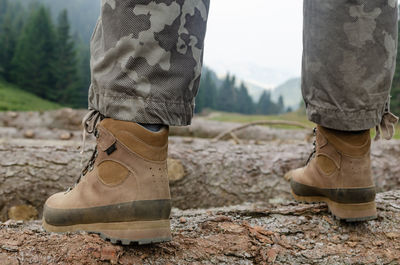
[196,70,286,115]
[0,0,89,107]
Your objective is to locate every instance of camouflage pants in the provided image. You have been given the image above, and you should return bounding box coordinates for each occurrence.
[89,0,209,126]
[89,0,398,130]
[303,0,398,131]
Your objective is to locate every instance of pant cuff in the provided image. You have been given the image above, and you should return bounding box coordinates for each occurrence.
[306,103,382,131]
[89,93,194,126]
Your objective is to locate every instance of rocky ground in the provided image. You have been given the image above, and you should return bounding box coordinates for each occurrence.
[1,191,400,265]
[1,109,400,264]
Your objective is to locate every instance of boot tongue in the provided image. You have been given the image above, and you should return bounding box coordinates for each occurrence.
[318,125,369,144]
[100,118,169,147]
[138,123,165,132]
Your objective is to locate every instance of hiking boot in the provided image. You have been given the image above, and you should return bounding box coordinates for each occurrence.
[285,125,377,222]
[43,112,172,244]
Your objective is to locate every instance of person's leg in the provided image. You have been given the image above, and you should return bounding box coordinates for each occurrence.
[286,0,399,221]
[89,0,209,126]
[43,0,210,244]
[302,0,398,132]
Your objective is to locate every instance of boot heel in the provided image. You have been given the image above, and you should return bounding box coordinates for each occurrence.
[291,192,377,222]
[326,200,377,222]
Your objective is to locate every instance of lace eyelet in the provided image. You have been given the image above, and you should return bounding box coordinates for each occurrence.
[68,111,105,192]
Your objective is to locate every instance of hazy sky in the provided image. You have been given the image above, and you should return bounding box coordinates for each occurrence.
[203,0,304,87]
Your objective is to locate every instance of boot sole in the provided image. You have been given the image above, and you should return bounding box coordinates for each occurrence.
[42,219,172,245]
[291,191,377,222]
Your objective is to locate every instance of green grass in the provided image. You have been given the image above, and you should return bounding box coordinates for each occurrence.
[207,111,400,139]
[0,80,62,111]
[208,111,315,130]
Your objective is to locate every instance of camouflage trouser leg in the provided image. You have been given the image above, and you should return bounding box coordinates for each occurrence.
[303,0,398,131]
[88,0,210,126]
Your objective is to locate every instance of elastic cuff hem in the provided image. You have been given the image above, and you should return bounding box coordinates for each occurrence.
[306,103,382,131]
[89,94,194,126]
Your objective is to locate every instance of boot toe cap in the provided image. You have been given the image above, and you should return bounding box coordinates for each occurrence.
[285,168,309,197]
[44,192,66,209]
[43,192,69,225]
[284,167,305,182]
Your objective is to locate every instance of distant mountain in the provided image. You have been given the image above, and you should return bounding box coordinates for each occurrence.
[203,67,269,101]
[243,81,272,103]
[271,77,302,110]
[209,61,296,90]
[202,66,302,110]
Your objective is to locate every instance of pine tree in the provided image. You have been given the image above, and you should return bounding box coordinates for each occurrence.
[257,90,270,115]
[203,70,217,110]
[53,9,81,106]
[0,1,25,80]
[195,72,207,113]
[195,69,217,113]
[11,6,57,99]
[76,41,90,108]
[257,90,280,115]
[216,73,237,112]
[237,83,255,114]
[0,14,16,79]
[277,95,285,114]
[0,0,8,30]
[0,0,11,78]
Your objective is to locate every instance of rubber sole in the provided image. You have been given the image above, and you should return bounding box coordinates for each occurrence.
[42,219,172,245]
[291,192,377,222]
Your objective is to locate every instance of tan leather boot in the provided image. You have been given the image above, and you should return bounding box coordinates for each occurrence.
[285,126,377,222]
[43,116,172,244]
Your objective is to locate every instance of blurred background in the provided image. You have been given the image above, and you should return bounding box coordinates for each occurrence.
[0,0,399,130]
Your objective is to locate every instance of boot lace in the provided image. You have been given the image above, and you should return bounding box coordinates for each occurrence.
[306,127,317,165]
[66,110,103,192]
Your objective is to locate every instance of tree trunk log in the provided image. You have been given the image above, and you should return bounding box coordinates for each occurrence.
[1,137,400,221]
[0,109,311,141]
[1,191,400,264]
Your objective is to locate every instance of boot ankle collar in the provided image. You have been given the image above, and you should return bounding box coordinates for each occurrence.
[97,126,117,153]
[318,127,370,156]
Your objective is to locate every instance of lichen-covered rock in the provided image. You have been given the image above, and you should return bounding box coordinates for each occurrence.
[23,130,35,139]
[167,158,186,182]
[8,205,38,221]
